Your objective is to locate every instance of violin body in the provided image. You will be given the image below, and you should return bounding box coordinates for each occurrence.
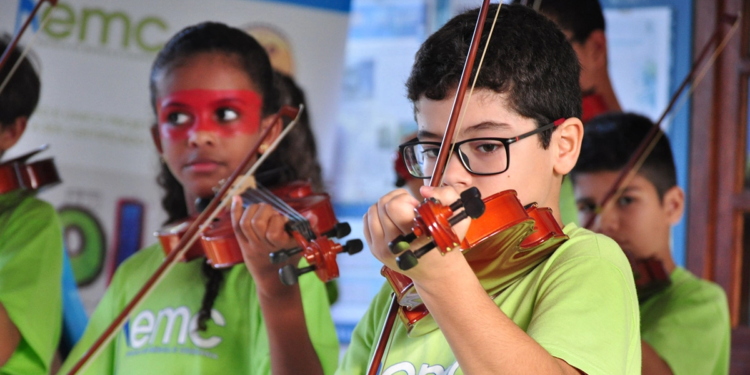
[0,145,61,209]
[627,254,671,301]
[382,190,568,334]
[156,181,356,281]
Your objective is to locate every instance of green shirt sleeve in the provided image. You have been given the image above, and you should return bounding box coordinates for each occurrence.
[0,197,63,375]
[527,234,641,375]
[298,263,341,375]
[641,269,730,375]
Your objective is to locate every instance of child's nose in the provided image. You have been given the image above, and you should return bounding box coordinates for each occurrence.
[441,154,472,189]
[188,128,216,147]
[597,207,619,236]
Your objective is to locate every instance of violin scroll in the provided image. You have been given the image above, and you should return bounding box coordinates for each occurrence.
[278,238,364,286]
[389,187,485,271]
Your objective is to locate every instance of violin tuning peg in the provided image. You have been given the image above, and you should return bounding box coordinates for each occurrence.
[279,264,316,286]
[323,222,351,239]
[269,247,302,264]
[343,239,363,255]
[460,187,485,219]
[388,233,417,254]
[396,250,419,271]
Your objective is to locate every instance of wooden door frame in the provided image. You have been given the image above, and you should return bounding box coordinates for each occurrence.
[689,0,750,371]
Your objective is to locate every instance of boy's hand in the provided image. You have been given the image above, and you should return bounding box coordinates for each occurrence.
[363,186,472,284]
[230,196,299,295]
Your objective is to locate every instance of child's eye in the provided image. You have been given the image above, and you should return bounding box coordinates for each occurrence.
[617,196,634,207]
[467,140,504,154]
[166,112,191,125]
[420,146,440,159]
[216,108,239,122]
[577,202,597,214]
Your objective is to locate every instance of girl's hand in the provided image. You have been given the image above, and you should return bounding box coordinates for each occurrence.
[363,186,471,285]
[230,196,298,295]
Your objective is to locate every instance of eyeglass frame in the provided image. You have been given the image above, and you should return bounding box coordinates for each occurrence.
[398,118,565,179]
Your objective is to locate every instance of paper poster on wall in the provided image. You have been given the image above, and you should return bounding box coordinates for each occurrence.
[0,0,350,312]
[605,7,672,128]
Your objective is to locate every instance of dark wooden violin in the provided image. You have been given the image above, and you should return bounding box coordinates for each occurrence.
[156,179,362,283]
[366,3,569,372]
[0,144,61,209]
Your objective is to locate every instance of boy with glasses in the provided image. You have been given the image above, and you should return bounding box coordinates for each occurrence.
[338,4,640,374]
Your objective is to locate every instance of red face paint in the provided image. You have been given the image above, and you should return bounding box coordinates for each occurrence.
[157,89,263,140]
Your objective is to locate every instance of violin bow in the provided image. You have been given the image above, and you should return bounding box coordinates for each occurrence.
[366,2,500,373]
[66,105,303,375]
[582,13,742,230]
[0,0,57,95]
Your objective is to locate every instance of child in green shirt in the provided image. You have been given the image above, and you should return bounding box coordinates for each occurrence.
[340,4,640,374]
[0,37,63,374]
[59,23,337,375]
[570,112,730,375]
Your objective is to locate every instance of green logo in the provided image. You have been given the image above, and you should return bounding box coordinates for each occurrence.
[42,2,169,53]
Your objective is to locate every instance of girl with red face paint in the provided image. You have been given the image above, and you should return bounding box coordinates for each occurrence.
[59,23,338,375]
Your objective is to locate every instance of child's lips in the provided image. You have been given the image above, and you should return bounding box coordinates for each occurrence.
[185,159,222,173]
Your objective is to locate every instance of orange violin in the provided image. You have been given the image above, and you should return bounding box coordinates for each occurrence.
[367,2,569,372]
[156,180,362,283]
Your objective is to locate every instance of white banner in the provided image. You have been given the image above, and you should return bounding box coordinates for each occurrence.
[0,0,350,311]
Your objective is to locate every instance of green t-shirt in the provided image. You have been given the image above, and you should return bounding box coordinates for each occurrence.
[59,243,339,375]
[640,267,730,375]
[338,224,640,375]
[0,196,63,375]
[560,176,579,226]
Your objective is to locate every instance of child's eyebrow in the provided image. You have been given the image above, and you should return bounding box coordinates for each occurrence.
[417,121,512,140]
[463,121,513,134]
[575,197,597,206]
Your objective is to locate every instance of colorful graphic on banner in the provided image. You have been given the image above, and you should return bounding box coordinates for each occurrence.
[59,205,106,286]
[108,199,145,283]
[0,0,350,312]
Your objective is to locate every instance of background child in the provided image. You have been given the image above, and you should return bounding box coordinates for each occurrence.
[339,5,640,374]
[0,36,63,374]
[59,23,337,375]
[531,0,621,121]
[570,112,730,375]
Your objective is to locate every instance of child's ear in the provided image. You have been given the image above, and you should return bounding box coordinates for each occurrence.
[583,29,608,70]
[258,113,283,154]
[662,185,685,225]
[150,124,163,154]
[0,117,28,152]
[552,117,583,176]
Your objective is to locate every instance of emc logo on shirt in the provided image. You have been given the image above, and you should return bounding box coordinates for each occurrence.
[124,306,226,349]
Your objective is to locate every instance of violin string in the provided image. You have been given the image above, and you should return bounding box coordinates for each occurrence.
[0,7,54,96]
[439,2,502,187]
[603,14,741,219]
[217,105,304,211]
[254,186,316,239]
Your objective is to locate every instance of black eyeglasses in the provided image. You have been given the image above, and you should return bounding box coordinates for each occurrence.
[398,118,564,179]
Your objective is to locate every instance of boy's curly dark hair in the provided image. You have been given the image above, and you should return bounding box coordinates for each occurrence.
[406,4,581,149]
